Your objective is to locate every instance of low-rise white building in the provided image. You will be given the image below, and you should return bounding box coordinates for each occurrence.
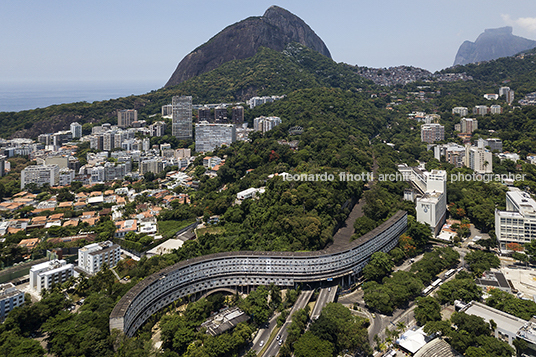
[78,241,121,274]
[115,220,137,238]
[497,152,520,162]
[29,259,74,293]
[203,156,222,169]
[253,116,281,133]
[462,301,527,347]
[139,221,157,235]
[0,283,24,320]
[237,187,265,200]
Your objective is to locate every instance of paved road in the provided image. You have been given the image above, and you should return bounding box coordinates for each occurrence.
[261,290,314,357]
[310,287,337,321]
[251,312,281,354]
[338,290,414,345]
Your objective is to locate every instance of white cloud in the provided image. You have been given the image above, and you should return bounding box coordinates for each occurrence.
[502,14,536,33]
[517,17,536,32]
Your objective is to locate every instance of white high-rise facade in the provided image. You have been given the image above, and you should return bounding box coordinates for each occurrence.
[172,96,192,140]
[465,144,493,174]
[70,122,82,138]
[195,122,236,152]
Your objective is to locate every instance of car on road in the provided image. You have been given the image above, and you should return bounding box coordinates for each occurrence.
[278,340,283,346]
[276,335,281,340]
[259,341,264,347]
[328,287,331,291]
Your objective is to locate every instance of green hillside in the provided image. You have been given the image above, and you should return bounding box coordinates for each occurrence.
[0,44,371,139]
[443,52,536,96]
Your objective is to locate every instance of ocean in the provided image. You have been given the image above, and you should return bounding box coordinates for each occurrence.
[0,80,164,113]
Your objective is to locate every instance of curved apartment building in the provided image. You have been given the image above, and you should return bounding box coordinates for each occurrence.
[110,211,407,336]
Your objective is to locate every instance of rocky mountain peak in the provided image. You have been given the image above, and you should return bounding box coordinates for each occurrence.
[165,6,331,87]
[453,26,536,66]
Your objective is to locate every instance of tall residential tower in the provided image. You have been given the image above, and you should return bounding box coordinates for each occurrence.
[172,96,193,140]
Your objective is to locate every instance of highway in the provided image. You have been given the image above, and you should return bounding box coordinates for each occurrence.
[261,290,314,357]
[310,286,337,321]
[251,312,281,354]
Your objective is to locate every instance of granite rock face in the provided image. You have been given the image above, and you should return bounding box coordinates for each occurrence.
[453,26,536,66]
[165,6,331,87]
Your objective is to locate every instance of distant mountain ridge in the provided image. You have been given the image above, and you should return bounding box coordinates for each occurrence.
[165,6,331,87]
[453,26,536,66]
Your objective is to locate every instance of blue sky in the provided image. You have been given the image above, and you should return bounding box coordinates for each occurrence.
[1,0,536,89]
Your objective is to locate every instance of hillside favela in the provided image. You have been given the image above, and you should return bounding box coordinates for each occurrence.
[4,4,536,357]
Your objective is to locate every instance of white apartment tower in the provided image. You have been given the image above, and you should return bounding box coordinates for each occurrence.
[253,116,282,133]
[70,122,82,138]
[473,105,489,116]
[78,241,121,274]
[117,109,138,128]
[452,107,469,116]
[398,165,447,237]
[465,144,493,174]
[506,90,515,105]
[142,138,150,152]
[490,105,503,114]
[161,104,173,116]
[420,123,445,143]
[415,170,447,237]
[172,96,193,140]
[499,87,511,97]
[150,121,166,137]
[140,159,164,175]
[460,118,478,133]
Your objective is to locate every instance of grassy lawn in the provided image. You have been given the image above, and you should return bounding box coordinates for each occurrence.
[157,219,195,239]
[195,226,225,237]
